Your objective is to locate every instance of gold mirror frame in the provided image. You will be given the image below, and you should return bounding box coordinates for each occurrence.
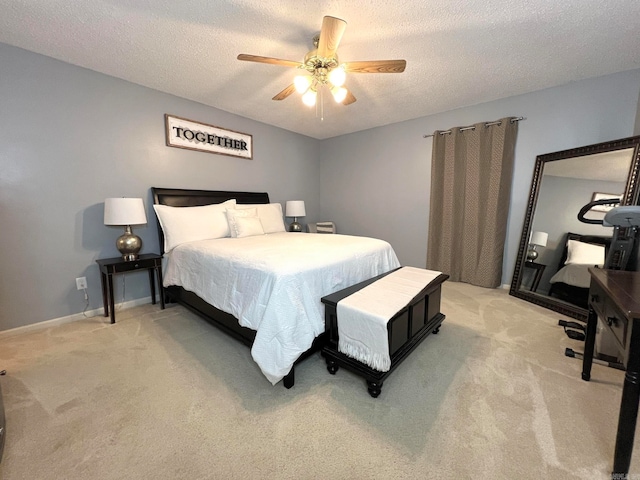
[509,136,640,320]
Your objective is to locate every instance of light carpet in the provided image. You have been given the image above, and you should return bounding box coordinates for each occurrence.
[0,282,632,479]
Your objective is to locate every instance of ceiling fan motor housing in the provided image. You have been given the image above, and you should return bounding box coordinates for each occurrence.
[303,49,340,84]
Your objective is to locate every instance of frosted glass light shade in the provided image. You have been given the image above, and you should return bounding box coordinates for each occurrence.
[104,198,147,226]
[530,231,548,247]
[328,67,346,87]
[302,89,317,107]
[294,75,312,93]
[285,200,306,217]
[332,86,347,103]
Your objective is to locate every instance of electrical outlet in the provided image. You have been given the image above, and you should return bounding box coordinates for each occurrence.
[76,277,87,290]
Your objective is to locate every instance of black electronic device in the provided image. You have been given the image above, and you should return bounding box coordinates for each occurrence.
[563,199,640,367]
[577,198,640,271]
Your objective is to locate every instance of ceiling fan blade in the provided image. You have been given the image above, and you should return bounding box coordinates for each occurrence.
[272,84,297,101]
[343,89,357,105]
[316,16,347,59]
[344,60,406,74]
[237,54,302,68]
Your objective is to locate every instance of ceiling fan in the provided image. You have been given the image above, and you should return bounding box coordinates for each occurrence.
[237,16,406,107]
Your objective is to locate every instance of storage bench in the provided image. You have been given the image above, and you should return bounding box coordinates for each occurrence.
[321,267,449,397]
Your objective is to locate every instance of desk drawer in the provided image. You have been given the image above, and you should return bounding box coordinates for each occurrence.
[107,259,158,274]
[589,283,607,318]
[604,299,628,350]
[0,380,5,463]
[590,282,628,350]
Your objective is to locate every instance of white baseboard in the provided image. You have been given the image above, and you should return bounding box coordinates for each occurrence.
[0,296,153,339]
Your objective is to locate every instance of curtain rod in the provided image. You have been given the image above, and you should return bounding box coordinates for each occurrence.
[422,116,525,138]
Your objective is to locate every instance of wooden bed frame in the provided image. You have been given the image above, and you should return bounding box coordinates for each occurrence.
[150,187,325,388]
[321,269,449,397]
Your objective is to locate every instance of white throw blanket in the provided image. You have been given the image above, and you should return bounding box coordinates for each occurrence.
[337,267,442,372]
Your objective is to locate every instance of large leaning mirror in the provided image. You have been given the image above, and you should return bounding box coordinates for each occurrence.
[510,136,640,320]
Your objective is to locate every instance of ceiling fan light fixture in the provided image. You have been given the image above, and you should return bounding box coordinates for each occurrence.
[294,75,312,94]
[302,88,317,107]
[238,16,405,110]
[331,86,348,103]
[328,66,346,87]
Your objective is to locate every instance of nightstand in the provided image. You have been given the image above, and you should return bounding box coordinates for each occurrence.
[96,253,165,324]
[523,261,546,292]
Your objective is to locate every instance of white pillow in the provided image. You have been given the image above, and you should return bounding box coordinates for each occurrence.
[235,216,265,238]
[226,208,264,238]
[236,203,286,233]
[565,239,605,266]
[153,199,236,252]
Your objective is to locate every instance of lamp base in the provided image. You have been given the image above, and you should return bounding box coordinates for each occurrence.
[526,249,539,261]
[289,221,302,232]
[116,226,142,261]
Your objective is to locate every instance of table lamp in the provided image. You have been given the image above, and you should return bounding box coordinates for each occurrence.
[527,231,548,261]
[285,200,306,232]
[104,197,147,261]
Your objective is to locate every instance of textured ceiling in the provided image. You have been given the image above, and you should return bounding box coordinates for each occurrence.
[1,0,640,139]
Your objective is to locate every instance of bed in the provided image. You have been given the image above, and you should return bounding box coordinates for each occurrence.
[548,232,610,308]
[151,188,401,388]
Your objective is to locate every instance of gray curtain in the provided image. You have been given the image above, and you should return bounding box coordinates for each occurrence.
[426,117,519,288]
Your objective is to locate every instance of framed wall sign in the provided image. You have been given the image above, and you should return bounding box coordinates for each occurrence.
[165,114,253,159]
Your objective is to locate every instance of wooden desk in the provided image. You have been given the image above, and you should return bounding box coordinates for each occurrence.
[582,268,640,477]
[0,371,5,463]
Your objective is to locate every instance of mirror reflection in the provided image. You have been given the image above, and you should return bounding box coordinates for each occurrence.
[510,137,640,320]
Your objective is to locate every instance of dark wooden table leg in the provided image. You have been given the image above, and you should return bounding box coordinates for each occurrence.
[582,305,597,381]
[612,323,640,476]
[156,267,165,310]
[148,269,156,305]
[100,271,109,318]
[107,273,116,324]
[532,269,543,292]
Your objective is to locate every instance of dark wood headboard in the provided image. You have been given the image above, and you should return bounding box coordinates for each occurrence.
[151,188,269,207]
[150,187,270,254]
[556,232,611,270]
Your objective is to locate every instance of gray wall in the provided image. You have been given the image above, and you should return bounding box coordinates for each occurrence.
[0,43,320,331]
[636,89,640,135]
[319,69,640,285]
[2,39,640,332]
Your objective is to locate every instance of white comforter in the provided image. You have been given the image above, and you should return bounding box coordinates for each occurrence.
[163,232,401,384]
[548,263,592,289]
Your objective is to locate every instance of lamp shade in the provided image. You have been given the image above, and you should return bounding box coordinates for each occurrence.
[294,75,312,94]
[104,198,147,226]
[530,231,548,247]
[328,66,346,87]
[285,200,306,218]
[302,89,317,107]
